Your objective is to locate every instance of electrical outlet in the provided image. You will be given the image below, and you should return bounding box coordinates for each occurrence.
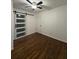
[40,25,42,27]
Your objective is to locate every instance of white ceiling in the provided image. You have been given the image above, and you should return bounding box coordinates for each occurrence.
[13,0,67,14]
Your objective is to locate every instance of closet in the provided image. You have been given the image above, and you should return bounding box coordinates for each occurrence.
[15,12,26,39]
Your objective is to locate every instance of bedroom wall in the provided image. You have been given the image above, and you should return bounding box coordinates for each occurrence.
[36,5,67,42]
[25,15,36,35]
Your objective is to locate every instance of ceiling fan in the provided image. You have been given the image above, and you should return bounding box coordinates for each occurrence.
[26,0,43,9]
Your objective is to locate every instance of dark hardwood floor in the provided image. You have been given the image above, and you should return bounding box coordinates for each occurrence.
[12,33,67,59]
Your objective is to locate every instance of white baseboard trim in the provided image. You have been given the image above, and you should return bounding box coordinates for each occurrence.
[38,32,67,43]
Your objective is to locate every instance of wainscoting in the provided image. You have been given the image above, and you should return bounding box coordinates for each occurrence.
[12,32,67,59]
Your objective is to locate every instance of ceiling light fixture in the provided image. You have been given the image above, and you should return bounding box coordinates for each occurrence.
[26,0,43,9]
[31,2,37,9]
[31,5,37,9]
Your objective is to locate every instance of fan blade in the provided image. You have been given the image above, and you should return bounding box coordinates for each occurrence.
[37,1,43,5]
[41,5,51,10]
[26,0,32,4]
[37,7,42,9]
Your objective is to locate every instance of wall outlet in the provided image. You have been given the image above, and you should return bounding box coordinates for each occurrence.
[40,25,42,27]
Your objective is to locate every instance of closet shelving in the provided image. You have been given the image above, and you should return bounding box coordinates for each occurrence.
[15,13,26,39]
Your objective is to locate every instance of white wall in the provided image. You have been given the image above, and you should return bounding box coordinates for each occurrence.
[36,5,67,42]
[25,15,36,35]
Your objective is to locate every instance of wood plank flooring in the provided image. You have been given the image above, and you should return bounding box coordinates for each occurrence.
[12,33,67,59]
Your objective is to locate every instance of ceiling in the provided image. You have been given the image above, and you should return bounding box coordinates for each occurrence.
[13,0,67,14]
